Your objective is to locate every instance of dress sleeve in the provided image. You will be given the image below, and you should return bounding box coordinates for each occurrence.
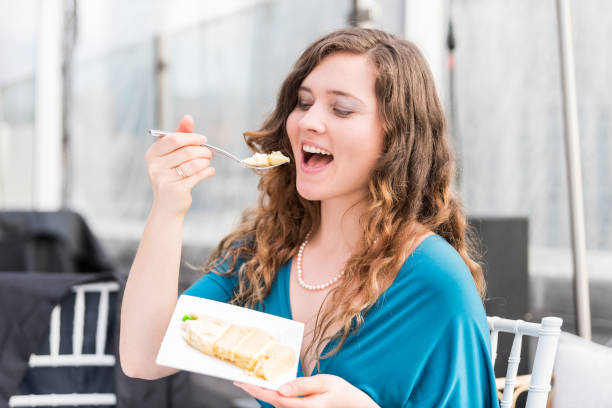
[399,237,499,407]
[402,312,499,408]
[182,255,239,303]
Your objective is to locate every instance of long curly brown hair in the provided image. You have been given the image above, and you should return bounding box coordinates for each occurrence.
[205,27,484,373]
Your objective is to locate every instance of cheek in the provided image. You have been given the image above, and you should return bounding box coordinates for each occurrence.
[365,124,384,166]
[337,129,383,184]
[340,126,383,165]
[286,111,300,151]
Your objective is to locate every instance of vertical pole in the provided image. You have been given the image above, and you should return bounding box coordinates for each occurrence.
[348,0,380,28]
[446,12,461,187]
[0,95,9,208]
[34,0,64,210]
[525,317,562,408]
[555,0,591,339]
[62,0,78,208]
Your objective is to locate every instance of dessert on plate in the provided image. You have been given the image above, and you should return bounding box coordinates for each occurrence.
[182,313,296,381]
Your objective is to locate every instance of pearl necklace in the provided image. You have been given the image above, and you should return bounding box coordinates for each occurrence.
[297,233,345,291]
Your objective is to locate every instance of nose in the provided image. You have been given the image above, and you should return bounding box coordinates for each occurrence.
[297,103,326,134]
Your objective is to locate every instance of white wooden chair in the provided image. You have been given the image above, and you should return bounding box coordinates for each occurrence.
[9,281,120,407]
[488,316,562,408]
[551,331,612,408]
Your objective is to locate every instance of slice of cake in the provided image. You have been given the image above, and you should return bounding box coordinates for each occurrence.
[233,328,279,371]
[212,325,254,362]
[253,342,297,381]
[182,313,296,382]
[183,315,231,356]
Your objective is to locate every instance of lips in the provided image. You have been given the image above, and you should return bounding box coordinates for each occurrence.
[301,142,334,173]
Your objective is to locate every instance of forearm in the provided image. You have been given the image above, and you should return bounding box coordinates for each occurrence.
[119,206,184,379]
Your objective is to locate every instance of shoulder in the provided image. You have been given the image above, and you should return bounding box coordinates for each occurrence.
[209,239,254,274]
[183,266,240,301]
[183,241,248,299]
[408,235,468,274]
[394,235,483,311]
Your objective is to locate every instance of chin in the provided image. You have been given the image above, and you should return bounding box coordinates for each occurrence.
[296,186,322,201]
[295,180,329,202]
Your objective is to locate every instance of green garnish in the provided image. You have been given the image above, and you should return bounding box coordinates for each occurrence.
[182,314,197,322]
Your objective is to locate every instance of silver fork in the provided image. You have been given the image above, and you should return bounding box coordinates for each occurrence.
[148,130,286,170]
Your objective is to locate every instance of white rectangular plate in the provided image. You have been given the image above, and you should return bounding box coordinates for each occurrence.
[156,295,304,390]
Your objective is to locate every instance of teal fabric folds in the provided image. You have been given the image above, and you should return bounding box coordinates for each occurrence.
[184,235,499,408]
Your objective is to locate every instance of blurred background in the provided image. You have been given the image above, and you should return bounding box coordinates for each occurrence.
[1,0,611,407]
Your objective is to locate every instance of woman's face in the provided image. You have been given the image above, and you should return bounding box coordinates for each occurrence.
[287,52,384,203]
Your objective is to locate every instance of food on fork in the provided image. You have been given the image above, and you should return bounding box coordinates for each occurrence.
[268,151,290,165]
[182,314,296,381]
[242,153,269,166]
[241,151,290,167]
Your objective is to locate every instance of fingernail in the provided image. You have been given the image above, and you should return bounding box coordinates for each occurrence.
[278,384,291,395]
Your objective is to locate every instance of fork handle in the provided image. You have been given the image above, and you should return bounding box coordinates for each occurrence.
[148,129,243,164]
[202,144,242,164]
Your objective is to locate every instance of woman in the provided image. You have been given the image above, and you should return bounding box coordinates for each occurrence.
[120,28,499,407]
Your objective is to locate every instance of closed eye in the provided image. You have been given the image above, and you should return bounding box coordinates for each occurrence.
[296,100,312,110]
[333,107,353,117]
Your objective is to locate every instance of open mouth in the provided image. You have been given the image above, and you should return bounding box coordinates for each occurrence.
[302,144,334,169]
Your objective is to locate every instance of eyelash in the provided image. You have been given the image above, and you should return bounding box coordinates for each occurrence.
[333,106,353,117]
[296,100,312,110]
[296,100,353,117]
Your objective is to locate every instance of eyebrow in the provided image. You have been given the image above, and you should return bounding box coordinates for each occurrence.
[298,86,366,107]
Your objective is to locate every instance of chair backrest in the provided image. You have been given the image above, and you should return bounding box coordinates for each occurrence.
[9,281,120,407]
[488,316,562,408]
[552,331,612,408]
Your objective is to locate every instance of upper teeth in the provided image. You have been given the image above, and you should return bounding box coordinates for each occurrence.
[303,144,331,155]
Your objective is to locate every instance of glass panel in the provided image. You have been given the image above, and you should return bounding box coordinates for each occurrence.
[0,0,38,208]
[0,80,36,208]
[70,1,360,246]
[454,1,612,275]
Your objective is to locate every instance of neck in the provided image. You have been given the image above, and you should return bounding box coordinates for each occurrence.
[310,191,368,255]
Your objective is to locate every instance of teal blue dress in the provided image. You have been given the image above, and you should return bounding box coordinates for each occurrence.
[184,235,499,407]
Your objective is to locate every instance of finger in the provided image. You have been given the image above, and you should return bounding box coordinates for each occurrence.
[172,165,187,179]
[234,382,282,405]
[278,375,329,397]
[176,114,194,133]
[233,382,313,408]
[159,145,213,169]
[174,158,211,178]
[182,166,215,189]
[150,132,207,157]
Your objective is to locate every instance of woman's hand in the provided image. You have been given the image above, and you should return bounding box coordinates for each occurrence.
[145,115,215,216]
[234,374,380,408]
